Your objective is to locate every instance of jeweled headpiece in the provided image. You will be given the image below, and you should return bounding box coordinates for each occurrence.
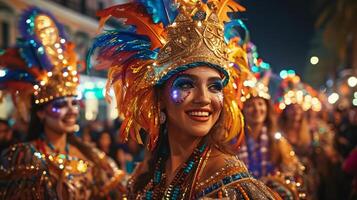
[88,0,249,150]
[0,7,79,106]
[241,71,271,103]
[0,7,80,124]
[274,75,321,112]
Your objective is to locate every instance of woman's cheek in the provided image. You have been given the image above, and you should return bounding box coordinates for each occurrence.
[46,107,64,118]
[215,92,224,107]
[170,88,191,104]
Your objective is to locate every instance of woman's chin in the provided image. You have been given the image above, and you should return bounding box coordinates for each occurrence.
[187,128,211,138]
[63,125,78,134]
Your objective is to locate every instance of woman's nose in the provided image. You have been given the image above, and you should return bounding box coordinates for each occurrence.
[68,102,79,113]
[193,86,211,105]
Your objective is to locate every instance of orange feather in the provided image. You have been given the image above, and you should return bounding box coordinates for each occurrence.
[213,0,246,22]
[97,3,166,50]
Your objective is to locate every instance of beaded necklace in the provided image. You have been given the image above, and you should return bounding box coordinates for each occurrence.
[40,134,70,159]
[242,127,273,178]
[145,139,209,200]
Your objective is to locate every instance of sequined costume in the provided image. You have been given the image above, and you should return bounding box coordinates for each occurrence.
[0,140,124,199]
[127,138,279,199]
[87,0,281,199]
[237,127,307,200]
[238,73,307,199]
[275,76,326,199]
[0,7,125,199]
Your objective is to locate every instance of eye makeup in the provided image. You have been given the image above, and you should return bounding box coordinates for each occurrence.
[208,80,223,93]
[47,98,79,118]
[50,98,79,109]
[170,75,193,104]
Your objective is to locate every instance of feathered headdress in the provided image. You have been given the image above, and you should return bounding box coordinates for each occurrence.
[87,0,249,150]
[274,74,321,112]
[0,7,80,121]
[241,70,271,103]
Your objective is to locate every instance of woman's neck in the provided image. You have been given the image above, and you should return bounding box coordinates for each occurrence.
[166,125,202,183]
[43,127,67,153]
[248,122,264,140]
[286,120,300,130]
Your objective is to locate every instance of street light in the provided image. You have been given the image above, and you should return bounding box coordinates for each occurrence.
[310,56,319,65]
[347,76,357,87]
[0,69,6,77]
[328,93,339,104]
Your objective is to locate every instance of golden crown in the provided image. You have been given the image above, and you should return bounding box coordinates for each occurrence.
[89,0,248,150]
[31,14,79,104]
[154,8,230,85]
[241,72,271,102]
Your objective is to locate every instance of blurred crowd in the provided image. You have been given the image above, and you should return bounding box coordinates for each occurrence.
[1,104,356,199]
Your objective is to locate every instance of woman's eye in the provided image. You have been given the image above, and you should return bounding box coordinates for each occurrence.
[172,76,195,90]
[72,99,79,107]
[209,81,223,92]
[51,100,67,109]
[178,82,194,89]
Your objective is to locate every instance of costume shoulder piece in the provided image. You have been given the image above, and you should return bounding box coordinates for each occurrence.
[263,136,308,199]
[275,136,304,174]
[0,143,58,199]
[70,140,126,197]
[194,156,281,199]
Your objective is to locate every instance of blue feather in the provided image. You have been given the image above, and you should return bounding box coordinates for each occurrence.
[137,0,178,27]
[86,30,157,72]
[224,19,249,46]
[0,69,37,84]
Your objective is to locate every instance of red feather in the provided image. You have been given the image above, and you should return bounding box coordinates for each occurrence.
[96,3,166,50]
[0,48,43,78]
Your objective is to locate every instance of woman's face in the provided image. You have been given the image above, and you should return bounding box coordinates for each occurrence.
[38,96,79,134]
[162,66,224,138]
[35,15,59,46]
[243,97,268,126]
[99,132,111,149]
[285,104,304,122]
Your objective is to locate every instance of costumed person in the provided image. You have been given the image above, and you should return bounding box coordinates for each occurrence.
[87,0,281,199]
[303,85,347,200]
[275,75,320,199]
[0,7,125,199]
[237,71,307,199]
[0,119,14,152]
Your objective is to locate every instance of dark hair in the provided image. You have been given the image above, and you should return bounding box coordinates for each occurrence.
[132,122,169,192]
[0,119,10,127]
[132,82,239,192]
[26,98,46,141]
[278,104,311,148]
[132,112,233,192]
[243,97,281,165]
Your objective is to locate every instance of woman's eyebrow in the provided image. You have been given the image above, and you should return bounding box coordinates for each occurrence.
[179,73,222,82]
[177,74,197,80]
[208,77,223,82]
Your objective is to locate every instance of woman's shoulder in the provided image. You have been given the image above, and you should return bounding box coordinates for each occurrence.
[195,149,281,199]
[0,142,46,179]
[1,142,40,164]
[70,140,127,196]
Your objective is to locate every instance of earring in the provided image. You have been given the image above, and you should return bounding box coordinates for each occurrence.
[160,111,166,124]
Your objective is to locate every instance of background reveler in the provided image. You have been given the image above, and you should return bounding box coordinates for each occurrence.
[236,71,307,199]
[0,7,125,199]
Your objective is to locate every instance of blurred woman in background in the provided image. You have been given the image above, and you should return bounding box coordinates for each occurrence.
[0,7,124,199]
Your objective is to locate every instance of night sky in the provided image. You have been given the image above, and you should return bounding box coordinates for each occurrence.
[242,0,316,76]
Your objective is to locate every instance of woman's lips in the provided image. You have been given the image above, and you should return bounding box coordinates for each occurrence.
[63,117,77,125]
[186,109,212,122]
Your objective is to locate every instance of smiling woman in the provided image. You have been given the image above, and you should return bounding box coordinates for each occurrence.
[88,0,281,199]
[0,7,124,200]
[162,67,224,139]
